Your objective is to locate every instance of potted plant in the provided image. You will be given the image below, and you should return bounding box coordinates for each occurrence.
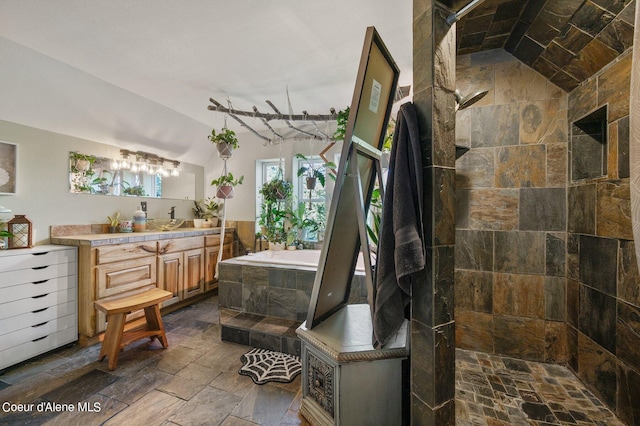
[69,152,98,193]
[192,200,207,228]
[259,174,293,201]
[0,221,13,250]
[204,197,221,226]
[287,201,313,243]
[258,196,288,250]
[295,153,336,189]
[211,172,243,199]
[121,181,146,196]
[208,128,240,158]
[286,228,298,250]
[69,151,96,173]
[107,212,120,233]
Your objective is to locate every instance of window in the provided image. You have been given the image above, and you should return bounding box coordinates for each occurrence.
[295,156,331,242]
[256,160,286,233]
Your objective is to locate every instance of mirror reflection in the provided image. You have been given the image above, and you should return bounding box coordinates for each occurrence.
[69,151,195,200]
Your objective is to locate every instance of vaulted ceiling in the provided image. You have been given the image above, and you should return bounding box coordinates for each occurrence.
[0,1,635,166]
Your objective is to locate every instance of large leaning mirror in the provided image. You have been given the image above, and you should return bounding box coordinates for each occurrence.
[306,26,399,328]
[69,151,195,200]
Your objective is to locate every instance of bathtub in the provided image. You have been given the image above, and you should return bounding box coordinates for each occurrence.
[218,248,368,332]
[240,249,366,272]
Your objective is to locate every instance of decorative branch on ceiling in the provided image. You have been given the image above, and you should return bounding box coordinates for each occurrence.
[208,97,336,144]
[207,85,410,145]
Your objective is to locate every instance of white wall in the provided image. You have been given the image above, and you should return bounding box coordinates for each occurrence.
[0,119,205,244]
[0,118,342,243]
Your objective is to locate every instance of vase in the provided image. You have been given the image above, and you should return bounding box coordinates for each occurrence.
[217,143,234,159]
[305,176,316,190]
[217,185,234,199]
[269,242,285,251]
[193,219,204,228]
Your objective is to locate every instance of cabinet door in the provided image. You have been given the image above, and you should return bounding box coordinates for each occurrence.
[183,248,205,299]
[157,252,182,307]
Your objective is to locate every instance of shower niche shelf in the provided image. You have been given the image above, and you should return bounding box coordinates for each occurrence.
[571,106,608,181]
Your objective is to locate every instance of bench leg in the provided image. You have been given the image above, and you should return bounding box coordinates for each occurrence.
[144,304,168,349]
[100,312,127,370]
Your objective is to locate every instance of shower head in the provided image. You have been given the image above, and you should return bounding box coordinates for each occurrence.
[455,89,488,111]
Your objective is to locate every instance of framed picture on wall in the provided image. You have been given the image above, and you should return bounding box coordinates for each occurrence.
[0,141,17,195]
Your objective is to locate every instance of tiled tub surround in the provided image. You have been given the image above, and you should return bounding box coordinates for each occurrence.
[218,252,368,356]
[455,45,640,424]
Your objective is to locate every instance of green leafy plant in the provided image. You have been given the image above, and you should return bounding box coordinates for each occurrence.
[208,128,240,148]
[204,197,221,218]
[211,172,244,187]
[259,175,292,202]
[259,203,288,243]
[366,188,382,248]
[295,153,336,187]
[121,181,146,196]
[0,220,13,239]
[69,151,97,173]
[258,176,291,243]
[192,200,207,219]
[333,107,350,141]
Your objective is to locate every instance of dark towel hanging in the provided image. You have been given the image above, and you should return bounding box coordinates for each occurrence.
[372,102,425,347]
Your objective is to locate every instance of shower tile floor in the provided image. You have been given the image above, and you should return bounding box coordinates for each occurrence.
[0,293,625,425]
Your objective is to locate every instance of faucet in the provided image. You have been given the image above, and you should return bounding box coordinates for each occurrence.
[169,206,176,219]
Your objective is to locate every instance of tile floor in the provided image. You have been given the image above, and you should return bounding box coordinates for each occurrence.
[0,294,626,425]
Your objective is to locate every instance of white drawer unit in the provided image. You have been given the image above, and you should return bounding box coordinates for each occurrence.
[0,245,78,371]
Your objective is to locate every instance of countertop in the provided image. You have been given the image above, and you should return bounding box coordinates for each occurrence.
[51,227,232,247]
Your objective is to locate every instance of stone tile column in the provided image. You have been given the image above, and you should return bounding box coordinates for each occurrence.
[411,0,456,424]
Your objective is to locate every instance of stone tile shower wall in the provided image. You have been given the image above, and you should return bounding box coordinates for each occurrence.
[566,49,639,425]
[455,47,640,424]
[455,49,570,363]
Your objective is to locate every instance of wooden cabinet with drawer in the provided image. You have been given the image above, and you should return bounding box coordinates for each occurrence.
[93,241,158,334]
[0,245,78,371]
[54,229,235,346]
[157,236,205,307]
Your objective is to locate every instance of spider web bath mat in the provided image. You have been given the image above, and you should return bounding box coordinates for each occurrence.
[239,348,302,385]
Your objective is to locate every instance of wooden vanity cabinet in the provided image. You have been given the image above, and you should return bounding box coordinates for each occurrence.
[59,229,234,347]
[204,232,233,291]
[157,236,205,307]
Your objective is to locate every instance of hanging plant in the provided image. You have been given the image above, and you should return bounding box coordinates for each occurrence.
[209,128,239,158]
[211,172,243,199]
[332,107,350,141]
[295,153,336,188]
[259,176,293,202]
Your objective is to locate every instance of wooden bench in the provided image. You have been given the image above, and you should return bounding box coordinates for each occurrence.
[94,288,173,370]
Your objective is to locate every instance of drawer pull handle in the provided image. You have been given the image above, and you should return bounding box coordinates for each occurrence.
[32,265,49,270]
[32,307,48,313]
[140,245,157,253]
[33,279,49,284]
[32,335,48,342]
[32,252,49,256]
[32,293,49,299]
[32,321,48,328]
